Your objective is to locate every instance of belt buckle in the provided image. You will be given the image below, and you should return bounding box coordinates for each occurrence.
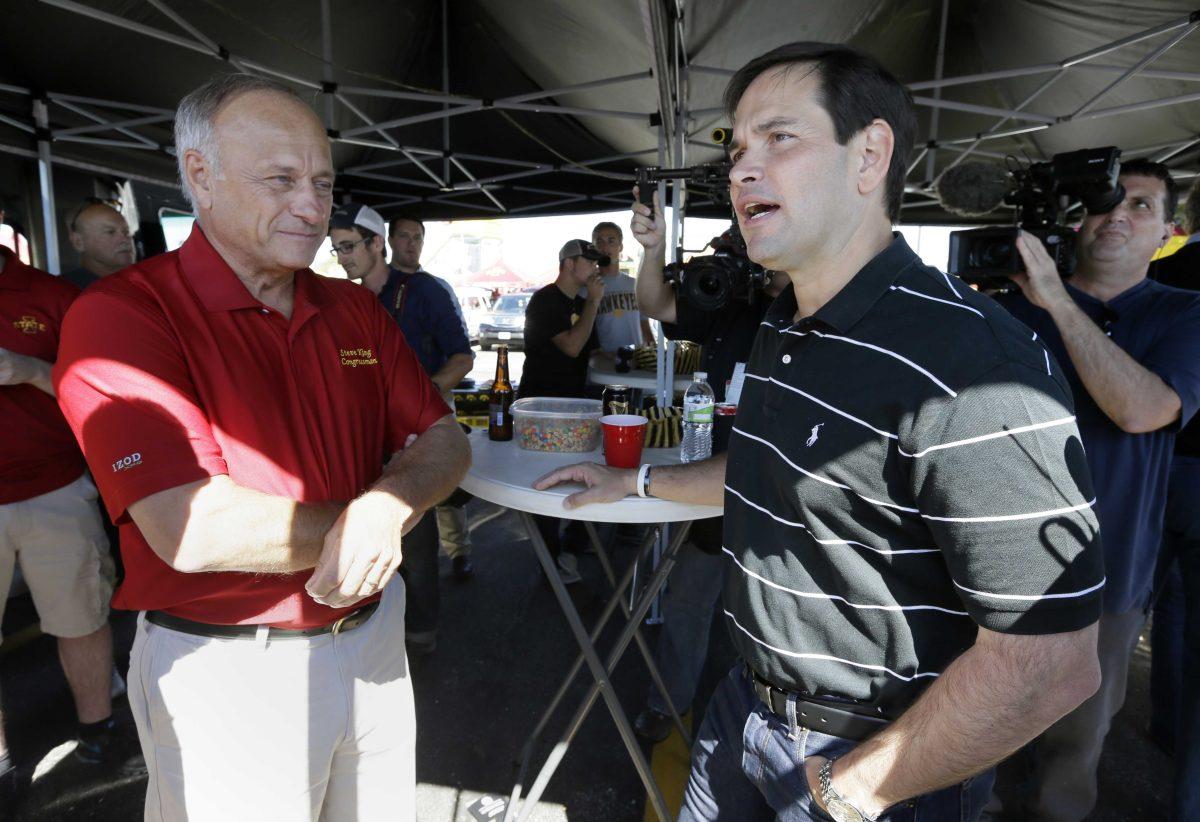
[330,611,353,635]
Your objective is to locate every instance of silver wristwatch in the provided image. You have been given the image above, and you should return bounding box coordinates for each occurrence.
[818,759,878,822]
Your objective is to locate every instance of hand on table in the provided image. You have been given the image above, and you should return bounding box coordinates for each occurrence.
[305,490,411,609]
[533,462,638,510]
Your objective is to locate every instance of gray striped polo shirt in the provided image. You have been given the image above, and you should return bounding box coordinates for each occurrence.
[723,235,1104,715]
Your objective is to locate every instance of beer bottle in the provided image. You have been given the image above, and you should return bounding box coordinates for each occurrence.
[488,345,514,441]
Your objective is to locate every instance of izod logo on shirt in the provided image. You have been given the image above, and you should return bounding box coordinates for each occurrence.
[13,315,46,334]
[339,347,379,367]
[112,452,143,473]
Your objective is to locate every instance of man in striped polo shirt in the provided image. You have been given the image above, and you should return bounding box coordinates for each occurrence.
[535,42,1104,821]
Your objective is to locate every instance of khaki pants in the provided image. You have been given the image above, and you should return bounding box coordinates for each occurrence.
[128,581,416,821]
[0,472,112,640]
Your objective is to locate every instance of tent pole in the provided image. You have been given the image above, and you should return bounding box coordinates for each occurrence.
[499,71,655,104]
[32,98,60,274]
[923,0,950,184]
[937,73,1062,173]
[51,113,172,137]
[449,157,507,213]
[54,99,159,146]
[442,0,451,185]
[910,96,1054,123]
[1080,89,1200,121]
[142,0,252,73]
[1154,136,1200,164]
[1071,21,1199,117]
[320,0,335,129]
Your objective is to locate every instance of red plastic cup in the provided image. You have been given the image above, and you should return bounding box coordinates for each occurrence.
[600,414,648,469]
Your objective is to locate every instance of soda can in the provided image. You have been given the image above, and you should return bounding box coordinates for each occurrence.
[603,384,631,416]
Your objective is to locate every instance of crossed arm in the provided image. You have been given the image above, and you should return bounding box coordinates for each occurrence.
[130,413,469,607]
[0,348,56,396]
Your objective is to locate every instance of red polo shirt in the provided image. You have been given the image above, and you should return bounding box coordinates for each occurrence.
[53,227,450,628]
[0,247,86,504]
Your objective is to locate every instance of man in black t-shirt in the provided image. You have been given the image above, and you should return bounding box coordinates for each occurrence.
[519,239,605,584]
[518,239,604,399]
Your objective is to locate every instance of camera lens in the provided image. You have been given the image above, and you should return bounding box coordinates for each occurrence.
[969,238,1014,271]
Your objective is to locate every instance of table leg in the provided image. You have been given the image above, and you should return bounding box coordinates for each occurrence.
[508,511,675,822]
[515,525,659,756]
[583,521,692,748]
[513,518,692,822]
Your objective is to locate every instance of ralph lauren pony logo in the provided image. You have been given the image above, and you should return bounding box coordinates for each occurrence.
[13,315,46,335]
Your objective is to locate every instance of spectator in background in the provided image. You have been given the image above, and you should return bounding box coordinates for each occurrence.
[519,239,605,583]
[0,201,131,793]
[330,203,469,652]
[988,159,1200,821]
[590,221,654,350]
[386,213,478,583]
[1147,175,1200,821]
[63,199,135,289]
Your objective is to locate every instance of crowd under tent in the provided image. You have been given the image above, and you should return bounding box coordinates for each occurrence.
[0,0,1198,274]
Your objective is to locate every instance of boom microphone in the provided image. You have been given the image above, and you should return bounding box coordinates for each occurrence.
[935,162,1011,218]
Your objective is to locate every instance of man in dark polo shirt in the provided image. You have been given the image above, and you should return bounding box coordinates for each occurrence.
[990,161,1200,821]
[62,199,136,290]
[536,42,1103,821]
[53,73,469,819]
[1147,176,1200,820]
[0,238,130,794]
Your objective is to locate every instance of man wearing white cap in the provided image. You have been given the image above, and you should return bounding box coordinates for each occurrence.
[330,201,469,653]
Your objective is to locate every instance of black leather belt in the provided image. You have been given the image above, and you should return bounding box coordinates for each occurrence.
[145,601,379,640]
[748,667,891,742]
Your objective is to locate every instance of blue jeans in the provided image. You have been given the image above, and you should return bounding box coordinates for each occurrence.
[1151,456,1200,819]
[679,665,994,821]
[646,543,726,716]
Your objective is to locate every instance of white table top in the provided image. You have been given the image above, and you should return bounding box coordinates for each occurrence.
[460,429,721,523]
[587,358,691,392]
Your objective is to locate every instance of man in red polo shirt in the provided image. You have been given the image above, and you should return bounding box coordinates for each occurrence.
[0,204,127,793]
[54,74,469,820]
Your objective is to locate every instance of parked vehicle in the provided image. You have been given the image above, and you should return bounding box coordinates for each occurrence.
[478,293,530,351]
[453,285,494,342]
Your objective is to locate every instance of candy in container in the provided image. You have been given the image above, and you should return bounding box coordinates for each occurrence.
[512,397,603,452]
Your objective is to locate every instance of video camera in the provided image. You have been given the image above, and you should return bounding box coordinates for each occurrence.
[945,147,1125,290]
[636,134,772,311]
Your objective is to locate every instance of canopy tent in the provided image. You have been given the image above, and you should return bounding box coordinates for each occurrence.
[460,259,530,289]
[2,0,1199,271]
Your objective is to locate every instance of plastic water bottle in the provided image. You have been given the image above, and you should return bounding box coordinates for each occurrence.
[681,371,715,463]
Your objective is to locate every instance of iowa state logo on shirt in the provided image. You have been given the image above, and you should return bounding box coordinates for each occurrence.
[339,347,379,367]
[13,315,46,334]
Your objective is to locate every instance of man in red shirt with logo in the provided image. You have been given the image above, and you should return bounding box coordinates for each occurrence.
[0,199,127,797]
[54,74,469,820]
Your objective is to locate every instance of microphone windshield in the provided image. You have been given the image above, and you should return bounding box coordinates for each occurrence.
[935,162,1011,218]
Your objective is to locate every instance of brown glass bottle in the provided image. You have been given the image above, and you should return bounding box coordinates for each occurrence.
[488,345,514,441]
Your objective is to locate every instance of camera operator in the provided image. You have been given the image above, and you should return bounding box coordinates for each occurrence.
[1146,175,1200,821]
[987,160,1200,821]
[536,41,1104,822]
[626,188,787,743]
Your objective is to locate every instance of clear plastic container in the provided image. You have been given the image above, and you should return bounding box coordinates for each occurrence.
[512,397,603,452]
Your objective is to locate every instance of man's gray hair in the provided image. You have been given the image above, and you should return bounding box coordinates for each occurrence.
[174,73,306,208]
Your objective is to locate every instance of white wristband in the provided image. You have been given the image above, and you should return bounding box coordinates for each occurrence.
[635,463,652,498]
